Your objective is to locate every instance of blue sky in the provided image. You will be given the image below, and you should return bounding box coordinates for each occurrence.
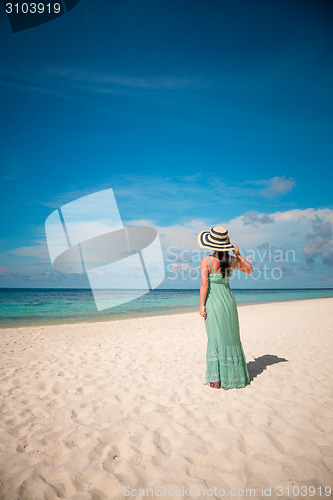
[0,0,332,288]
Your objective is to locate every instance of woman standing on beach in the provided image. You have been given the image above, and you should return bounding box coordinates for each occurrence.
[198,226,253,389]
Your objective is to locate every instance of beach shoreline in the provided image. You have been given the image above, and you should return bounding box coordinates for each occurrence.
[0,298,332,499]
[1,295,333,330]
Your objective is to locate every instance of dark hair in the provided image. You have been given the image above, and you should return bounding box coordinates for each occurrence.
[217,251,230,277]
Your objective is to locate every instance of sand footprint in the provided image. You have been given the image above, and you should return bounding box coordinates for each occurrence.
[52,382,62,395]
[152,429,172,455]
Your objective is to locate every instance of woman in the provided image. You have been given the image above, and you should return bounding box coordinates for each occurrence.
[198,225,252,389]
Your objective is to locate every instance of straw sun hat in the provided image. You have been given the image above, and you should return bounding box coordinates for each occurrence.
[197,225,234,251]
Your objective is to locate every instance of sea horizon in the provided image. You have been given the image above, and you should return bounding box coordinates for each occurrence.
[2,286,333,293]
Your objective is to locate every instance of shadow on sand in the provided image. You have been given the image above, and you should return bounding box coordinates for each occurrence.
[247,354,288,382]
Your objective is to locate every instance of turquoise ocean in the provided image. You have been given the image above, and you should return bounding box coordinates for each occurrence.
[1,287,333,328]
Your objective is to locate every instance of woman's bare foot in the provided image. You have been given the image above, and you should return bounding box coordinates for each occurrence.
[204,382,220,389]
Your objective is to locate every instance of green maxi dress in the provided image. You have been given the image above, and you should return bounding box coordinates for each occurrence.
[204,255,250,388]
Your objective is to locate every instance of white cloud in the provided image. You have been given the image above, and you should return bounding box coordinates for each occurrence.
[8,207,333,266]
[3,207,333,288]
[10,240,49,260]
[46,66,197,90]
[242,210,275,226]
[303,221,333,269]
[149,208,333,270]
[259,176,296,199]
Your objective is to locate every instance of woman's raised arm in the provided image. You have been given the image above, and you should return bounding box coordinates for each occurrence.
[232,245,253,274]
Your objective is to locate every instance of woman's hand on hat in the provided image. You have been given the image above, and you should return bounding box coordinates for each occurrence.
[232,245,241,257]
[199,305,207,318]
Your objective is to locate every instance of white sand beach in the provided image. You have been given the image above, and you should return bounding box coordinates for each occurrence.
[0,298,332,500]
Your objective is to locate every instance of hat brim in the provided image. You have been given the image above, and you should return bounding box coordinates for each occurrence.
[197,230,234,251]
